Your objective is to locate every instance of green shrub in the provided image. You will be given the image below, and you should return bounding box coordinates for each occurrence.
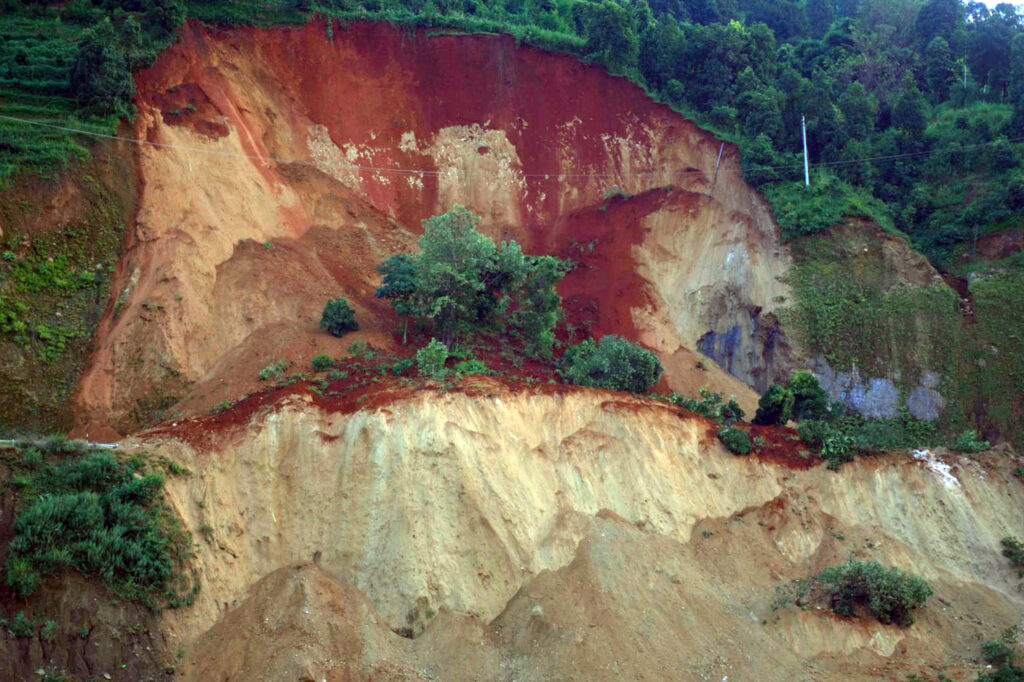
[983,641,1017,668]
[1002,537,1024,575]
[319,298,358,338]
[797,419,832,447]
[390,358,414,375]
[753,384,795,426]
[416,338,448,379]
[454,359,490,376]
[4,449,196,607]
[8,611,34,638]
[258,359,288,381]
[788,371,832,421]
[665,389,744,424]
[559,335,662,394]
[821,431,857,470]
[40,619,57,641]
[813,560,932,627]
[717,426,752,455]
[952,429,990,453]
[310,354,333,372]
[347,340,375,360]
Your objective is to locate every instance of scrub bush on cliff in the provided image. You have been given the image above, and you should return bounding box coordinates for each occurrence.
[753,384,795,426]
[559,335,663,394]
[319,298,358,337]
[812,560,932,627]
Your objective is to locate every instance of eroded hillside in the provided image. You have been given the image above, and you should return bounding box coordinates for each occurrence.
[72,18,794,437]
[128,383,1024,681]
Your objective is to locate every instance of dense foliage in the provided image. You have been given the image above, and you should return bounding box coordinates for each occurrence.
[752,384,795,426]
[717,425,752,454]
[0,0,186,180]
[977,628,1024,682]
[2,440,196,608]
[319,298,359,337]
[376,206,570,354]
[559,334,663,393]
[813,559,933,627]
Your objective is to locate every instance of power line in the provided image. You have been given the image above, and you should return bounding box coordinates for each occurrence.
[1,112,1023,181]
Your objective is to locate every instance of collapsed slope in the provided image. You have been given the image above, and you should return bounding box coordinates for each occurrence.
[73,18,793,436]
[134,384,1024,681]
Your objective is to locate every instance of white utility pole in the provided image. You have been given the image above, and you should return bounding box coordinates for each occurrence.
[712,142,725,187]
[802,115,810,187]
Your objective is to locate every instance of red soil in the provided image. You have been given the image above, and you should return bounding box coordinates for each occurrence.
[78,18,769,434]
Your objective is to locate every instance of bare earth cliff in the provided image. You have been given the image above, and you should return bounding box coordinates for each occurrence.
[73,19,793,437]
[139,385,1023,681]
[0,18,1010,682]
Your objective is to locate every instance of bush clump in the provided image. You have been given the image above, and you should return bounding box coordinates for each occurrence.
[952,429,990,453]
[258,359,289,382]
[4,447,196,607]
[319,299,359,338]
[559,335,662,394]
[663,389,744,424]
[753,384,795,426]
[454,359,490,376]
[813,560,932,627]
[310,354,333,372]
[788,371,833,421]
[416,338,448,379]
[977,628,1023,682]
[717,426,752,455]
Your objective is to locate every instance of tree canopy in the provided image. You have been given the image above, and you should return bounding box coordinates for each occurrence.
[375,206,571,354]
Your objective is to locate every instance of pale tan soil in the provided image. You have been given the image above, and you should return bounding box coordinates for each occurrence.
[125,387,1024,682]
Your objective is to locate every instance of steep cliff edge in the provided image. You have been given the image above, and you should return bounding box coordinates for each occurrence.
[73,19,793,436]
[130,385,1024,681]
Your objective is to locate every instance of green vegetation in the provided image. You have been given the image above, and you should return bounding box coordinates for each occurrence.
[416,338,448,379]
[559,335,663,394]
[1,440,197,608]
[258,359,289,381]
[717,426,752,455]
[977,628,1023,681]
[319,298,358,338]
[952,429,990,452]
[0,1,185,182]
[660,388,744,424]
[376,205,570,354]
[1002,537,1024,582]
[812,560,932,627]
[310,353,334,372]
[753,384,795,426]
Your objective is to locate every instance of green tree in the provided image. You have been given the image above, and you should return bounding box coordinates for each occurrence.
[575,1,640,74]
[378,206,568,352]
[319,299,359,337]
[787,371,831,421]
[891,73,929,136]
[68,19,134,116]
[837,82,877,139]
[376,254,419,344]
[559,335,663,393]
[1010,33,1024,133]
[806,0,835,39]
[924,35,955,101]
[915,0,964,49]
